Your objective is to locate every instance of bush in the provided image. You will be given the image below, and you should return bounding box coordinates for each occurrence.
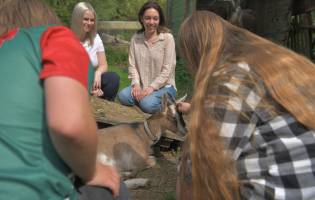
[175,59,193,98]
[106,46,130,91]
[44,0,167,25]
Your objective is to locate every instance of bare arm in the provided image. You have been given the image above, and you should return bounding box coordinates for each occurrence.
[96,52,108,72]
[44,76,98,182]
[44,76,120,196]
[92,51,108,96]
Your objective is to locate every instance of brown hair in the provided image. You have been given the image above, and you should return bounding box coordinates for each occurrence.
[179,11,315,200]
[137,1,169,34]
[0,0,60,34]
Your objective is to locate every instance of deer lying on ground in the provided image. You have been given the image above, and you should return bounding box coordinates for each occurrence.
[97,94,187,187]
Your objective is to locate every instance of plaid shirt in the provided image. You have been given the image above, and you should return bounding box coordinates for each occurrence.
[202,62,315,200]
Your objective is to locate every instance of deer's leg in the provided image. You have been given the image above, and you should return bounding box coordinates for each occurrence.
[146,156,156,168]
[124,178,150,190]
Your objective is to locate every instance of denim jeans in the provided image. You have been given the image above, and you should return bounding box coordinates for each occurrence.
[118,85,176,114]
[77,179,130,200]
[100,72,120,101]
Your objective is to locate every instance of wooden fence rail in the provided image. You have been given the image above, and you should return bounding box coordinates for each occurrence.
[98,21,141,31]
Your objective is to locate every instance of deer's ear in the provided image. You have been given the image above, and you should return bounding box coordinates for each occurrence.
[176,94,187,103]
[161,93,168,115]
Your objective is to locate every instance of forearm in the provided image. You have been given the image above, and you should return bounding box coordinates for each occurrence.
[95,65,107,74]
[150,65,174,89]
[128,64,140,86]
[49,109,97,182]
[45,77,98,182]
[95,52,108,74]
[50,127,97,181]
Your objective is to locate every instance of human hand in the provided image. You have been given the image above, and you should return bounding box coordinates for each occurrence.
[131,84,142,101]
[176,102,191,114]
[140,86,154,99]
[93,71,102,91]
[85,163,120,197]
[91,88,104,97]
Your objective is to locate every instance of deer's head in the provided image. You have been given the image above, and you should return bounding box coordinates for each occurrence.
[146,93,187,140]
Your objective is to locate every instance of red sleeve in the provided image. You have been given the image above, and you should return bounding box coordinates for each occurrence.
[39,26,89,89]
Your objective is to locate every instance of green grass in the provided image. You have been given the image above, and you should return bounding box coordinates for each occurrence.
[175,59,193,98]
[108,64,130,92]
[162,191,176,200]
[106,46,129,67]
[107,46,130,92]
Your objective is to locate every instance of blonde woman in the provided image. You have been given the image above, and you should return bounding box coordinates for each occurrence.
[177,11,315,200]
[71,2,119,101]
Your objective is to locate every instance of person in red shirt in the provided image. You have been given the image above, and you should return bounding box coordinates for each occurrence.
[0,0,128,199]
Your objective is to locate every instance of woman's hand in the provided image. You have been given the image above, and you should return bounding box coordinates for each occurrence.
[141,86,154,99]
[85,163,120,197]
[91,88,103,97]
[131,84,142,101]
[176,102,191,114]
[93,71,102,91]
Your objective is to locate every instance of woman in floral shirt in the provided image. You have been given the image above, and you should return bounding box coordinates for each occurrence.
[177,11,315,200]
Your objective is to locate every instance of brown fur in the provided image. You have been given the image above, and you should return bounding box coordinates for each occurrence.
[97,94,186,176]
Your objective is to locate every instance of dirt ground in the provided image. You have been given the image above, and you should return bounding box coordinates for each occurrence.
[129,149,178,200]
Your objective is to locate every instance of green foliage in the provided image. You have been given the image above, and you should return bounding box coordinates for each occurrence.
[108,64,130,92]
[43,0,77,25]
[44,0,167,25]
[175,59,193,98]
[106,46,130,91]
[106,46,129,67]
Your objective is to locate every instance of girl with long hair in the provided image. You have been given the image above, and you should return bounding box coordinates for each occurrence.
[177,11,315,200]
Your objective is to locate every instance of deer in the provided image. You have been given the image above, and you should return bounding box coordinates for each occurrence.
[96,93,187,188]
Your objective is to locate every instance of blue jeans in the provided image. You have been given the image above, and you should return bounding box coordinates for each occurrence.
[100,72,120,101]
[77,179,129,200]
[118,85,176,114]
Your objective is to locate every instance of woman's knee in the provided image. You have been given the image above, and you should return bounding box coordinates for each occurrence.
[139,97,161,114]
[101,72,120,87]
[118,87,134,106]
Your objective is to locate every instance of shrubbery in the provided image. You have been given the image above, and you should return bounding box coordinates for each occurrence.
[44,0,167,25]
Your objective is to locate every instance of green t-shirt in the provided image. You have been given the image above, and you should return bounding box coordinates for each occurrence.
[0,26,77,200]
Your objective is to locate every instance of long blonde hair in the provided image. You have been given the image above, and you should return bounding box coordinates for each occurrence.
[70,2,97,45]
[179,11,315,200]
[0,0,60,34]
